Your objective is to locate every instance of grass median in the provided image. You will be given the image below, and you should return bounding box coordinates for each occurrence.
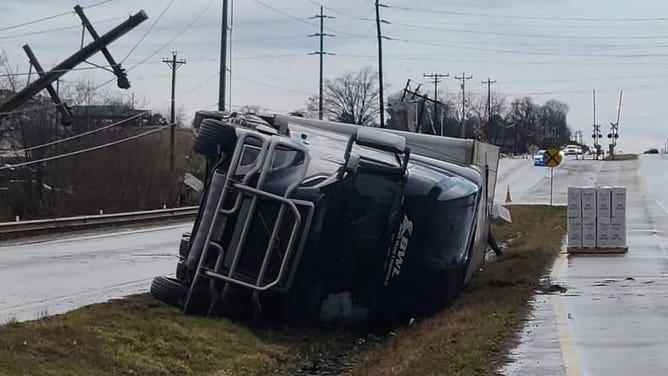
[0,205,566,376]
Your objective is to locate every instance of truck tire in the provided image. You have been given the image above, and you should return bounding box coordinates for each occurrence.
[193,119,237,157]
[150,276,189,307]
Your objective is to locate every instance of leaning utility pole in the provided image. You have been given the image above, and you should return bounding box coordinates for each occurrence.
[163,52,186,172]
[423,72,449,135]
[0,10,147,113]
[219,0,229,111]
[454,72,473,138]
[375,0,385,128]
[309,6,335,120]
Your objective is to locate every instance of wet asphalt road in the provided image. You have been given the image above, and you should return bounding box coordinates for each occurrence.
[499,155,668,376]
[0,224,190,323]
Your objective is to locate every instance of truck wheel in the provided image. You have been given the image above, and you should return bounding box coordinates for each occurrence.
[150,276,189,307]
[193,119,237,157]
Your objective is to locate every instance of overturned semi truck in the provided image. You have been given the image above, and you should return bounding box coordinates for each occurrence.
[150,112,500,326]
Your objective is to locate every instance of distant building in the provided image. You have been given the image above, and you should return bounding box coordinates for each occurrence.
[69,105,158,131]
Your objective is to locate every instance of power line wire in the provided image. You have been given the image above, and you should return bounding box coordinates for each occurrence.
[0,124,172,170]
[386,20,668,40]
[95,0,216,90]
[0,17,125,40]
[384,4,668,22]
[387,37,668,58]
[4,70,219,154]
[9,111,151,154]
[231,74,312,95]
[121,0,176,62]
[306,0,374,21]
[252,0,317,27]
[0,0,118,33]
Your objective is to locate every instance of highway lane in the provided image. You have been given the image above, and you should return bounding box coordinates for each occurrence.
[0,223,190,323]
[501,155,668,375]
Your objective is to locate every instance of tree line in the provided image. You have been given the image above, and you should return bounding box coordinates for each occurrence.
[294,66,572,154]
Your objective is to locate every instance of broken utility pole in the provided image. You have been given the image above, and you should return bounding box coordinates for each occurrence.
[163,52,186,172]
[0,9,147,114]
[74,5,131,89]
[22,45,73,125]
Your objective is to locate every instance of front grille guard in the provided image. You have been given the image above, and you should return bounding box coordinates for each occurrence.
[183,128,312,315]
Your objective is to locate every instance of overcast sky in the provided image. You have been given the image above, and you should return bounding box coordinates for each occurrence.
[3,0,668,152]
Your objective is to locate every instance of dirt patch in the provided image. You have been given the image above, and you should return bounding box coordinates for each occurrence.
[604,154,638,161]
[0,205,565,376]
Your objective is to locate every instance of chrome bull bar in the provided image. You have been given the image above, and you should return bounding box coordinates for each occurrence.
[183,127,312,315]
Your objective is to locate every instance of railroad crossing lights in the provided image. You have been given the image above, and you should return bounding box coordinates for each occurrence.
[545,147,563,168]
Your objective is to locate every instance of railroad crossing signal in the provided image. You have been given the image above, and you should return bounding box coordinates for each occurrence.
[544,147,563,168]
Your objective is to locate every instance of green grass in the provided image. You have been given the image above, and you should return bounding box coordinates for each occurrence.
[0,205,566,376]
[0,297,356,376]
[348,205,567,375]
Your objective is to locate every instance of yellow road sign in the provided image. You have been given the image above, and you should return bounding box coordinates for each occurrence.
[545,147,563,168]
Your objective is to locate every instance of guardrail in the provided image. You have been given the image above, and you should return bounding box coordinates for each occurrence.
[0,206,198,238]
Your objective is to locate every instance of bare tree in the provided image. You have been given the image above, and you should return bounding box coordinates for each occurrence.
[321,66,380,126]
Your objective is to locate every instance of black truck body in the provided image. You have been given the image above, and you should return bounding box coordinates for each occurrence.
[151,112,500,326]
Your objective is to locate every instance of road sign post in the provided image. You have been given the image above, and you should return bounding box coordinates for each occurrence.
[544,147,563,206]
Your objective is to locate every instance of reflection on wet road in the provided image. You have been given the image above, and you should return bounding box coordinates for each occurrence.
[501,155,668,375]
[0,223,190,323]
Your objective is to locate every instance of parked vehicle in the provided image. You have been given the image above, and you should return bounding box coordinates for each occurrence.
[150,112,499,326]
[563,144,583,156]
[534,150,547,166]
[643,148,659,154]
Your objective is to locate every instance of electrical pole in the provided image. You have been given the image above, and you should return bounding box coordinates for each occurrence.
[482,78,497,126]
[608,90,623,160]
[423,73,449,135]
[219,0,229,111]
[163,51,186,172]
[375,0,385,128]
[309,6,335,120]
[592,89,602,160]
[454,72,473,138]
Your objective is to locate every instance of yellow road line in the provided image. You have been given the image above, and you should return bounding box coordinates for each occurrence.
[550,251,581,376]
